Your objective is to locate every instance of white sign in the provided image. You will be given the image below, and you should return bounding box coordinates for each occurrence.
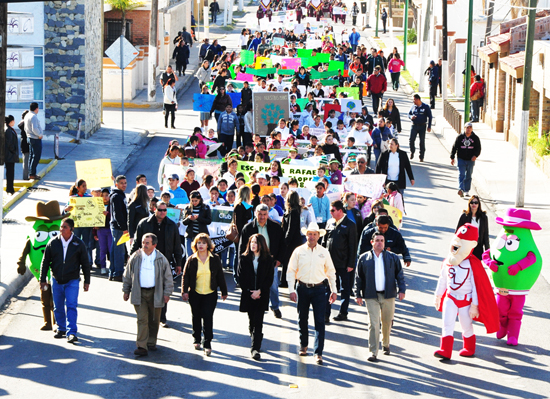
[105,36,139,70]
[344,174,387,199]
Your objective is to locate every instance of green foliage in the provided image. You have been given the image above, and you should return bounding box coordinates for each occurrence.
[401,70,419,91]
[407,28,417,44]
[104,0,145,13]
[527,122,550,157]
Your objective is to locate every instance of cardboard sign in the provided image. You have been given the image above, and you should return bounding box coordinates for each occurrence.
[340,99,362,113]
[385,205,403,230]
[240,50,255,65]
[272,37,285,46]
[166,208,182,225]
[208,206,235,255]
[193,94,216,112]
[336,87,360,100]
[344,174,387,199]
[75,159,113,189]
[69,197,106,228]
[236,72,255,82]
[237,161,317,188]
[252,92,290,137]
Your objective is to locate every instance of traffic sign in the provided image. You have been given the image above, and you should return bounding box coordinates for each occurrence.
[105,36,139,70]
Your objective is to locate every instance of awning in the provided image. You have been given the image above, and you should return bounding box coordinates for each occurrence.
[499,51,525,79]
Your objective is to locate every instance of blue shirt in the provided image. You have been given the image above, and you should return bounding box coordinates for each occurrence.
[372,126,394,148]
[169,187,189,205]
[308,195,330,223]
[409,103,433,129]
[349,32,361,45]
[248,37,262,52]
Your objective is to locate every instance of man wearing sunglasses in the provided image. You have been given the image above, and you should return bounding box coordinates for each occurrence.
[350,155,375,175]
[131,202,182,328]
[450,122,482,198]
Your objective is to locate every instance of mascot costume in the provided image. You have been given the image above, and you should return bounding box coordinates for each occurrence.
[17,201,66,330]
[434,223,499,359]
[482,208,542,346]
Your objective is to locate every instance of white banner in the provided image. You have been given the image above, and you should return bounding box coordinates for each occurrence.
[344,174,387,199]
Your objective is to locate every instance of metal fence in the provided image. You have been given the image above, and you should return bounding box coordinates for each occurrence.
[443,100,462,134]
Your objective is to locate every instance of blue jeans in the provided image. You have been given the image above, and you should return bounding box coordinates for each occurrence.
[52,278,80,336]
[185,237,195,259]
[110,228,126,277]
[471,99,482,121]
[457,158,475,192]
[74,227,93,265]
[221,246,235,269]
[270,265,280,310]
[326,268,352,317]
[28,138,42,176]
[297,283,326,355]
[409,123,427,159]
[373,148,381,167]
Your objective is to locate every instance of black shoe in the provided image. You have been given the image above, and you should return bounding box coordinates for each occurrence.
[54,331,66,339]
[324,316,331,324]
[109,275,114,281]
[383,346,390,355]
[112,276,123,282]
[368,354,377,362]
[333,314,348,321]
[161,321,170,328]
[419,158,424,162]
[165,125,168,128]
[273,309,282,319]
[134,347,148,357]
[67,334,78,343]
[147,345,157,351]
[410,152,414,160]
[252,350,261,360]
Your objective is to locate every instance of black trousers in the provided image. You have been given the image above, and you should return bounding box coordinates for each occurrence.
[219,133,234,157]
[352,16,357,25]
[189,291,217,349]
[5,162,15,194]
[410,123,427,159]
[429,83,437,109]
[248,309,265,351]
[371,92,383,115]
[175,62,187,76]
[382,19,387,33]
[390,72,400,90]
[164,103,176,128]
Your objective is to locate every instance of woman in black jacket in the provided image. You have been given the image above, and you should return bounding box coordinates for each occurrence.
[381,98,402,135]
[18,110,30,181]
[238,234,274,360]
[456,195,489,260]
[210,86,232,123]
[128,184,150,242]
[294,67,311,87]
[375,138,415,194]
[182,233,228,356]
[4,115,19,195]
[233,186,253,234]
[182,191,212,257]
[280,191,302,288]
[240,81,252,107]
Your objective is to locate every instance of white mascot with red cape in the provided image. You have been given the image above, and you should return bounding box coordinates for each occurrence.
[434,223,499,359]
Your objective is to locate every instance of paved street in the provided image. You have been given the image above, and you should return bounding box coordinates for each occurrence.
[2,70,550,398]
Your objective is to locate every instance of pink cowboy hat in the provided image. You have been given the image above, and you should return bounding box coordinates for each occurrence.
[496,208,541,230]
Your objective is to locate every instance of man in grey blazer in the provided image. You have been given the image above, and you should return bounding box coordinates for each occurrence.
[355,231,406,362]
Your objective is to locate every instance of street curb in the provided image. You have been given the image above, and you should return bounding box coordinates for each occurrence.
[2,159,58,214]
[0,271,33,314]
[112,129,153,177]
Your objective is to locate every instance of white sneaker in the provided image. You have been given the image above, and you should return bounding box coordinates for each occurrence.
[464,192,470,197]
[101,268,107,275]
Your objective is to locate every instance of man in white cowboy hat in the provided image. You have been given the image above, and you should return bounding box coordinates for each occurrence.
[287,222,337,365]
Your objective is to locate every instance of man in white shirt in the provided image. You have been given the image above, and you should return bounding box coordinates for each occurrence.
[355,232,406,362]
[273,75,286,92]
[287,222,337,365]
[123,233,174,357]
[253,79,269,92]
[347,118,373,147]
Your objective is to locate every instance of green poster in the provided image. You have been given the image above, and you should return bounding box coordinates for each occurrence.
[296,98,310,109]
[315,53,331,63]
[310,69,337,79]
[277,69,296,76]
[320,79,339,86]
[328,61,345,71]
[297,49,313,58]
[240,50,255,65]
[336,87,360,100]
[248,68,277,77]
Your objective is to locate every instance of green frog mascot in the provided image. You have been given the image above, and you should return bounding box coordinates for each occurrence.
[17,201,66,330]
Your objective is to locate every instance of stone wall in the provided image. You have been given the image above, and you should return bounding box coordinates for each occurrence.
[44,0,102,138]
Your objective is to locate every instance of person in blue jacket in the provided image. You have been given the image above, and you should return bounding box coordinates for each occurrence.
[217,104,240,157]
[349,28,361,52]
[372,118,394,166]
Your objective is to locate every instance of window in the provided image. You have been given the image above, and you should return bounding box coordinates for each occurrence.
[105,19,132,51]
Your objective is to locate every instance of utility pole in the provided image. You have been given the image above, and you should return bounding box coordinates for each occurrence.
[239,0,243,12]
[374,0,380,38]
[223,1,228,26]
[441,0,448,99]
[403,0,408,70]
[516,0,537,207]
[418,0,432,92]
[464,0,473,122]
[148,0,159,102]
[0,2,7,282]
[484,0,495,40]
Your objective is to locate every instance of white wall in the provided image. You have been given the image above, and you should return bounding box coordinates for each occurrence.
[7,2,44,46]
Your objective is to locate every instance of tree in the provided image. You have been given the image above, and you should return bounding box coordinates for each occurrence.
[105,0,145,37]
[510,0,537,19]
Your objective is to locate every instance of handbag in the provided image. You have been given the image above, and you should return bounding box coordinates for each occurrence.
[471,90,481,101]
[225,211,240,243]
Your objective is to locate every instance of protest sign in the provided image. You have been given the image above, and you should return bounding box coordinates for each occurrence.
[297,49,313,58]
[296,98,309,110]
[344,174,387,199]
[255,56,270,69]
[306,39,323,49]
[328,60,345,71]
[236,72,254,82]
[310,69,337,79]
[237,161,317,188]
[166,208,182,225]
[332,6,347,14]
[192,93,216,112]
[320,79,339,86]
[315,53,331,63]
[249,68,277,77]
[323,104,341,121]
[228,92,242,106]
[69,197,105,228]
[309,127,325,137]
[252,92,289,137]
[240,50,255,65]
[278,69,296,76]
[191,159,223,179]
[340,98,362,113]
[336,87,360,100]
[269,148,292,160]
[208,206,235,255]
[272,37,285,46]
[282,57,301,70]
[75,159,112,189]
[294,24,305,34]
[386,206,403,230]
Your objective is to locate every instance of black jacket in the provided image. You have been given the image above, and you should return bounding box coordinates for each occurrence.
[238,254,274,312]
[18,120,29,154]
[346,207,363,239]
[321,143,342,163]
[234,203,254,234]
[182,203,212,237]
[381,106,402,133]
[5,126,19,164]
[376,149,414,190]
[281,208,302,265]
[209,1,220,13]
[109,188,128,231]
[210,93,233,113]
[128,201,149,239]
[241,87,252,107]
[457,212,489,259]
[173,45,190,65]
[239,219,285,264]
[358,225,411,263]
[130,215,183,267]
[182,253,228,296]
[450,132,481,161]
[40,235,91,285]
[355,250,406,300]
[323,215,358,270]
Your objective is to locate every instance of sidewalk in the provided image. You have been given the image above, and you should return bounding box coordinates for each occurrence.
[0,126,150,308]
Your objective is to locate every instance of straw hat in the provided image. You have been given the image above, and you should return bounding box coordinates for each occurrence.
[301,222,326,237]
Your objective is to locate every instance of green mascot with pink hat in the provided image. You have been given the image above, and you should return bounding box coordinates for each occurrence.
[482,208,542,346]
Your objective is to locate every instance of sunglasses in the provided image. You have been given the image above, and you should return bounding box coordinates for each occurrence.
[358,161,365,164]
[470,201,479,205]
[157,209,168,212]
[330,209,336,213]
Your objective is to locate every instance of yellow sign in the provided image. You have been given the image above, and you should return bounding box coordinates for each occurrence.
[75,158,113,189]
[117,232,130,246]
[386,205,403,230]
[69,197,106,228]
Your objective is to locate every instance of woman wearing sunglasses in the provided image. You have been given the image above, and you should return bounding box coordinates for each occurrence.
[456,195,489,260]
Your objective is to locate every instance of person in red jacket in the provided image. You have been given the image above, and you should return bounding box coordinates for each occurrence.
[366,66,387,114]
[469,75,484,122]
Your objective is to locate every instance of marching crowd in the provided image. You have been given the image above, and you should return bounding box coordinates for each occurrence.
[14,0,488,367]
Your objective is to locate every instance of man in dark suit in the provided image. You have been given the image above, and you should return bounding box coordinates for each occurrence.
[355,231,406,362]
[40,217,90,343]
[238,204,284,318]
[323,200,357,322]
